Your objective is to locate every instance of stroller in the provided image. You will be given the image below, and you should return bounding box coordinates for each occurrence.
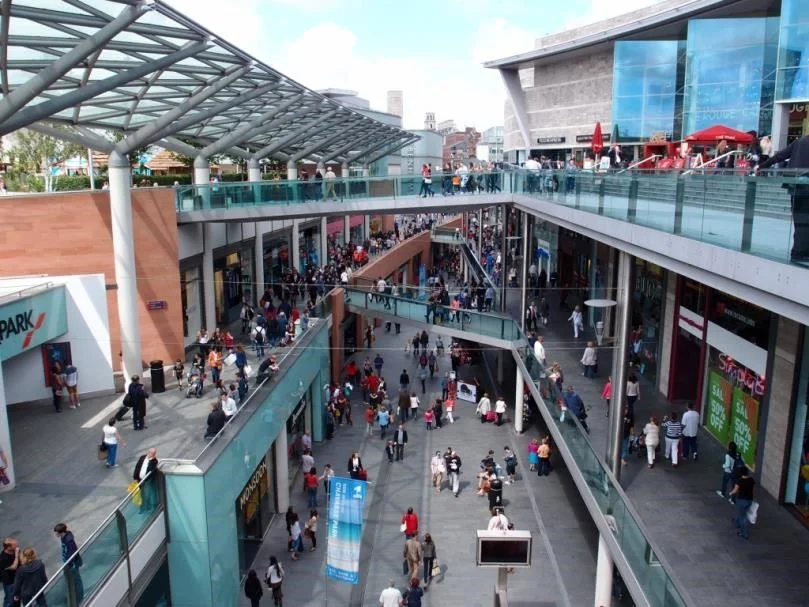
[186,372,204,398]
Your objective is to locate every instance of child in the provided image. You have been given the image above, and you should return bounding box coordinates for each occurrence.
[385,440,395,463]
[174,359,185,389]
[424,408,435,431]
[528,438,540,472]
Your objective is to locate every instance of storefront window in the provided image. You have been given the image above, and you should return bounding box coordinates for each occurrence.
[631,260,664,383]
[704,347,765,470]
[708,291,770,348]
[786,331,809,522]
[776,0,809,101]
[287,396,309,487]
[180,267,202,343]
[300,225,320,270]
[236,455,273,575]
[264,237,291,297]
[679,278,707,316]
[683,17,779,136]
[214,252,243,326]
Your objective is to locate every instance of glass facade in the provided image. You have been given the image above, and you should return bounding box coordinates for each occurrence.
[612,40,684,142]
[785,331,809,523]
[776,0,809,101]
[683,18,779,136]
[180,267,202,346]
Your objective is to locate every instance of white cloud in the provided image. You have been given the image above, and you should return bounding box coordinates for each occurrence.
[164,0,264,58]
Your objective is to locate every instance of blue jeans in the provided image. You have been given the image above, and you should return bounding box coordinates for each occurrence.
[256,342,265,358]
[720,471,733,497]
[584,365,594,378]
[4,582,14,607]
[211,367,220,385]
[621,437,630,461]
[735,498,752,538]
[105,443,118,466]
[307,487,317,508]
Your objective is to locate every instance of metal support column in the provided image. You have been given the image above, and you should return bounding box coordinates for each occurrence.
[515,367,524,434]
[608,250,633,479]
[108,151,143,386]
[344,215,350,245]
[247,158,262,182]
[364,215,370,241]
[287,162,298,181]
[588,239,598,327]
[254,225,265,304]
[520,210,529,332]
[594,533,614,607]
[500,204,508,312]
[292,221,301,272]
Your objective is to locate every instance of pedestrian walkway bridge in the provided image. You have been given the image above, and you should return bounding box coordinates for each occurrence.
[174,169,809,326]
[344,284,692,606]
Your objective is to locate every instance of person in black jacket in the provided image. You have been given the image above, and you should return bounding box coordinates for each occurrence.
[127,375,149,431]
[347,451,363,479]
[758,134,809,261]
[133,448,159,513]
[205,402,226,439]
[12,547,47,606]
[244,569,263,607]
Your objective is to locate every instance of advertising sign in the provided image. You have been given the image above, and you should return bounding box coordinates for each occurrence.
[0,286,68,363]
[456,380,478,403]
[730,387,760,471]
[326,477,367,584]
[705,371,731,445]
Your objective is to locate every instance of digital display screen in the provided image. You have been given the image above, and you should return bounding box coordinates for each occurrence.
[478,538,531,566]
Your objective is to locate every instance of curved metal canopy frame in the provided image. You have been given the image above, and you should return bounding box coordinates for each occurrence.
[0,0,413,163]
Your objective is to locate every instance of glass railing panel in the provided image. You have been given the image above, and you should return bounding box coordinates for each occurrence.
[601,175,631,220]
[634,174,678,232]
[32,573,70,607]
[120,487,161,546]
[749,177,795,262]
[76,516,125,601]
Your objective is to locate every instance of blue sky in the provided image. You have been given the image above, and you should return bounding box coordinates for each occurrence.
[167,0,657,130]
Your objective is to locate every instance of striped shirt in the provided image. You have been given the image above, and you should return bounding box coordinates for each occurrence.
[664,421,683,439]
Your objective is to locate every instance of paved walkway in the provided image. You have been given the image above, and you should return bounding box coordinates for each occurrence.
[242,320,593,606]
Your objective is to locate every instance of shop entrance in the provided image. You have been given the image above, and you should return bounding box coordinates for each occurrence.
[670,327,702,402]
[236,455,273,576]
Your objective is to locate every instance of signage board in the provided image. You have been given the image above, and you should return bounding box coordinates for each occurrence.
[326,477,367,584]
[575,134,611,144]
[0,286,68,363]
[730,386,760,470]
[147,300,168,311]
[476,530,532,568]
[705,371,731,445]
[537,136,566,144]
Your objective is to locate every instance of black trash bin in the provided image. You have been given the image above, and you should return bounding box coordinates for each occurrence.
[150,360,165,393]
[488,478,503,512]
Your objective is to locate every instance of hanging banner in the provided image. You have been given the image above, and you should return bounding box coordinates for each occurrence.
[730,387,760,471]
[456,380,479,403]
[326,477,367,584]
[705,371,731,445]
[418,264,427,301]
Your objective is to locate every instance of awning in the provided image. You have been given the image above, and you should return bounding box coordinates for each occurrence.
[684,125,753,145]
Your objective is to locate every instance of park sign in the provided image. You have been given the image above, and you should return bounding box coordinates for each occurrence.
[0,286,67,362]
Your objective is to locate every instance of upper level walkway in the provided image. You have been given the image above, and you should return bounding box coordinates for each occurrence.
[175,169,809,327]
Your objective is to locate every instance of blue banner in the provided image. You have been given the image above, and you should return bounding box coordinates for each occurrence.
[418,264,427,301]
[326,477,367,584]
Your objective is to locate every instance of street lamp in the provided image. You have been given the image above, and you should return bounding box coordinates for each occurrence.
[583,298,616,346]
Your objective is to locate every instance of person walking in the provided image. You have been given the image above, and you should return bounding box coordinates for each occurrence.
[756,134,809,262]
[494,396,507,426]
[403,577,424,607]
[662,413,683,467]
[729,466,755,540]
[580,341,598,378]
[0,538,19,607]
[601,376,612,417]
[642,416,660,468]
[423,408,434,431]
[133,448,159,512]
[265,556,284,606]
[681,402,700,460]
[625,374,640,413]
[64,362,80,409]
[54,523,83,602]
[409,393,420,420]
[127,375,149,431]
[432,398,443,429]
[400,369,410,394]
[305,509,318,552]
[379,579,403,607]
[377,406,391,439]
[568,305,583,339]
[621,406,634,466]
[11,548,47,607]
[304,468,318,508]
[537,437,552,476]
[374,353,384,376]
[403,536,422,581]
[421,534,437,586]
[717,441,743,501]
[418,366,428,394]
[364,405,376,436]
[51,361,65,413]
[101,417,126,468]
[401,507,419,539]
[447,449,462,497]
[503,447,517,484]
[562,385,589,432]
[476,392,492,424]
[244,569,263,607]
[431,450,446,493]
[528,438,539,472]
[347,452,363,480]
[289,514,303,560]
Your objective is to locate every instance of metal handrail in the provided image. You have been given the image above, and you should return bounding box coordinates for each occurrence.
[24,472,162,607]
[617,154,661,174]
[682,150,744,175]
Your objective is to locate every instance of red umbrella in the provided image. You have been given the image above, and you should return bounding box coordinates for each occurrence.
[592,122,604,156]
[684,125,753,144]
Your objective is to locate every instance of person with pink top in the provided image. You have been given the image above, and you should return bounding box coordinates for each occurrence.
[601,376,612,417]
[527,438,539,472]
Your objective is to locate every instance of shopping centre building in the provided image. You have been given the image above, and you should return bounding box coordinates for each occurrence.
[3,1,809,606]
[487,0,809,164]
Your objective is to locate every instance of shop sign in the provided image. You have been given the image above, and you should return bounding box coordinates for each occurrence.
[238,457,268,512]
[717,352,766,397]
[705,371,731,444]
[537,136,566,144]
[649,132,671,143]
[147,300,168,311]
[0,286,67,363]
[730,386,760,470]
[575,134,611,143]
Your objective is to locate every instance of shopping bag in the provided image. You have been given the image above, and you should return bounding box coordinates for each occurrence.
[127,481,143,507]
[244,365,253,378]
[399,523,407,533]
[224,353,236,366]
[402,559,409,576]
[747,501,759,525]
[431,559,441,578]
[98,443,108,461]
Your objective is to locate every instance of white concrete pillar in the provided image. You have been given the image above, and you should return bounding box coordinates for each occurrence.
[254,225,264,305]
[286,161,298,181]
[193,156,210,187]
[108,151,143,384]
[515,367,524,434]
[0,363,15,492]
[202,223,216,332]
[341,162,350,179]
[594,533,614,607]
[771,102,790,154]
[344,215,350,245]
[320,217,328,266]
[361,165,370,178]
[292,220,301,272]
[274,428,290,514]
[363,215,370,241]
[247,158,262,183]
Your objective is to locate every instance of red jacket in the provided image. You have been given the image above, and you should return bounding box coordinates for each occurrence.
[401,513,419,535]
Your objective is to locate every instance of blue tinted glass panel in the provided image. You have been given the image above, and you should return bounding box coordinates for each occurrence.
[684,17,779,135]
[612,41,681,141]
[776,0,809,100]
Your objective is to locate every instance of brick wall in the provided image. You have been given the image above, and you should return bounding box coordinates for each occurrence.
[760,316,800,498]
[0,188,183,371]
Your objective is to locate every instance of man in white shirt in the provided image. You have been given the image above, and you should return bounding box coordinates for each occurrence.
[324,167,337,200]
[533,336,546,368]
[681,402,700,461]
[220,392,237,419]
[379,579,403,607]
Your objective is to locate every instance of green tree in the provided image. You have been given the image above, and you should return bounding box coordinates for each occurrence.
[6,128,83,192]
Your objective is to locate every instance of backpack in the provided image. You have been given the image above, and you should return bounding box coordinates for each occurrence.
[255,327,265,345]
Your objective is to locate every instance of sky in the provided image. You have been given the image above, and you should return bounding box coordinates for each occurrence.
[165,0,658,131]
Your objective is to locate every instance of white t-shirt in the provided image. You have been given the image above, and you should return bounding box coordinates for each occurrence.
[681,410,700,437]
[487,514,509,531]
[222,397,237,418]
[139,457,151,480]
[379,587,403,607]
[410,396,420,409]
[495,399,507,414]
[102,424,117,445]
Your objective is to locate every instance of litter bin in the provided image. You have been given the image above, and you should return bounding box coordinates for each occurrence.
[150,360,166,393]
[488,478,503,513]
